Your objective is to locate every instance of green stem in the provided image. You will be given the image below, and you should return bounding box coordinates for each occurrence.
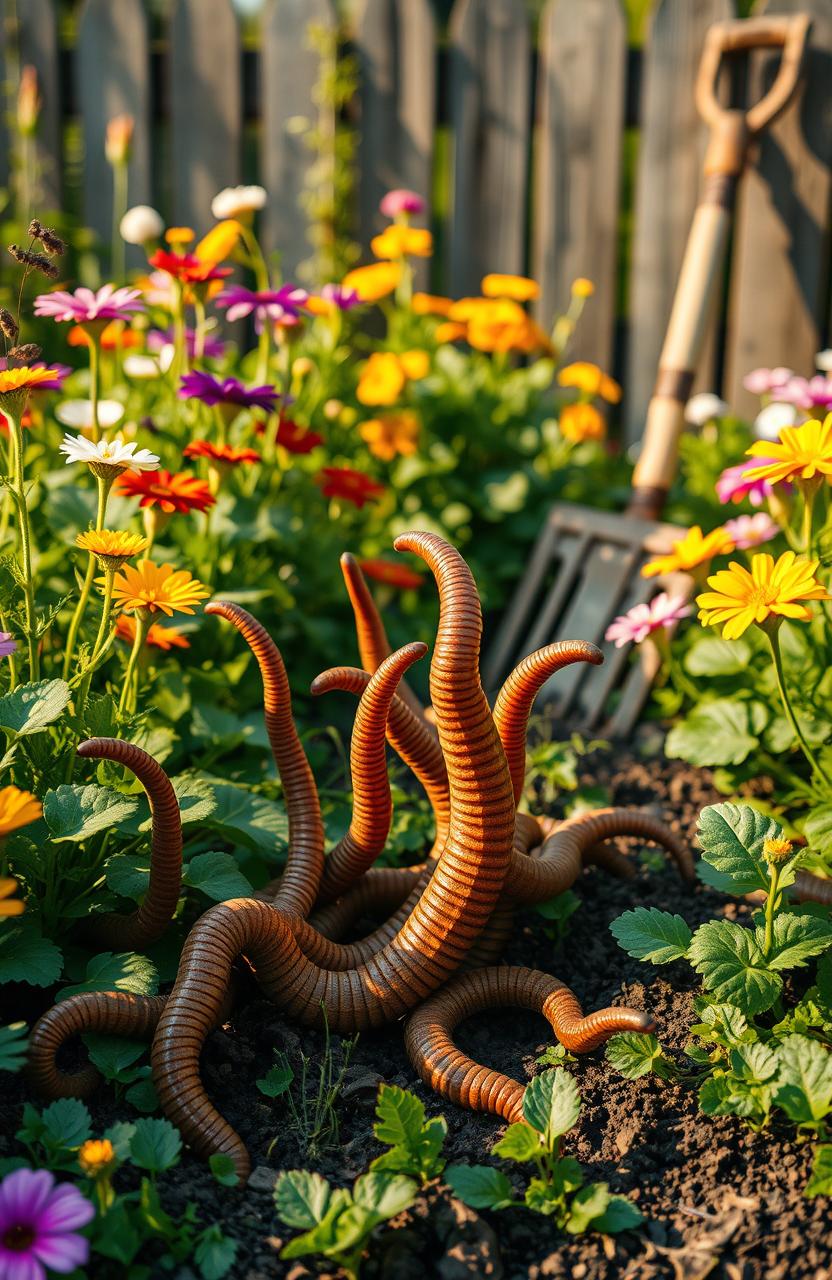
[9,412,38,679]
[111,162,128,281]
[118,613,151,718]
[767,626,832,790]
[87,336,101,443]
[63,476,112,680]
[763,862,780,958]
[193,298,207,364]
[801,479,819,556]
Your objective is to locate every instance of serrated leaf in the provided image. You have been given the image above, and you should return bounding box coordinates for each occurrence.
[198,779,289,854]
[688,921,782,1014]
[684,636,752,677]
[371,1084,447,1182]
[605,1033,668,1080]
[592,1195,645,1233]
[0,928,63,987]
[43,783,140,843]
[523,1068,580,1143]
[0,1022,28,1072]
[115,775,217,837]
[610,907,692,964]
[82,1034,145,1081]
[129,1117,182,1172]
[256,1062,293,1098]
[696,802,785,894]
[274,1169,333,1229]
[666,700,763,767]
[565,1182,611,1234]
[57,951,158,1001]
[445,1164,515,1210]
[804,807,832,857]
[759,913,832,972]
[105,852,152,902]
[124,1075,158,1113]
[775,1034,832,1126]
[195,1227,237,1280]
[183,851,252,902]
[352,1171,416,1219]
[492,1122,542,1162]
[805,1144,832,1197]
[0,679,70,736]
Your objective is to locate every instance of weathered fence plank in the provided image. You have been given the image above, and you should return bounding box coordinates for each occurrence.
[77,0,151,261]
[725,0,832,417]
[448,0,532,297]
[261,0,335,281]
[17,0,61,210]
[533,0,626,368]
[170,0,242,232]
[354,0,435,287]
[626,0,735,444]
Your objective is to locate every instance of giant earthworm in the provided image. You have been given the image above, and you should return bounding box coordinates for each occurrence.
[340,551,433,728]
[206,601,325,917]
[405,966,654,1124]
[78,738,182,950]
[311,644,427,903]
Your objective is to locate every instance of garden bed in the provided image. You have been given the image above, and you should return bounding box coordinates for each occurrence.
[5,744,827,1280]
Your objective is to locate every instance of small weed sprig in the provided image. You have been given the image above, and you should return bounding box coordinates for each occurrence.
[446,1068,643,1232]
[263,1011,357,1160]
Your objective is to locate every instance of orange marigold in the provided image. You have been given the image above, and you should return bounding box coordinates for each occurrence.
[113,469,215,515]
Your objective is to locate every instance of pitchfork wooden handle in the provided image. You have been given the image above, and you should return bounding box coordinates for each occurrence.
[627,13,811,523]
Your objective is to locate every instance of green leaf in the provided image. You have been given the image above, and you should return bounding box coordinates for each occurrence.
[0,1022,28,1072]
[198,779,289,854]
[129,1117,182,1172]
[105,852,152,902]
[804,807,832,856]
[194,1226,237,1280]
[183,851,253,902]
[688,921,782,1014]
[684,636,752,677]
[565,1182,611,1234]
[209,1153,240,1188]
[82,1034,145,1082]
[775,1035,832,1126]
[371,1084,447,1182]
[609,907,692,964]
[102,1121,136,1160]
[592,1195,645,1233]
[805,1144,832,1197]
[0,679,70,736]
[492,1122,542,1163]
[445,1164,515,1210]
[274,1169,334,1229]
[57,951,158,1001]
[760,913,832,972]
[0,928,63,987]
[43,784,140,843]
[523,1068,581,1144]
[605,1033,673,1080]
[17,1098,93,1152]
[696,803,785,894]
[352,1171,417,1219]
[666,699,764,767]
[256,1062,294,1099]
[125,1075,158,1113]
[115,775,217,836]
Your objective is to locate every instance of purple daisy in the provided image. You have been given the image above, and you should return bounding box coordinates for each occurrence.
[0,1167,94,1279]
[215,284,308,325]
[34,284,145,325]
[179,370,279,413]
[320,283,361,311]
[147,328,227,361]
[0,361,70,392]
[0,632,17,658]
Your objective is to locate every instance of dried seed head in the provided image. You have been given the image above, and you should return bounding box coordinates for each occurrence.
[763,837,794,866]
[8,344,42,364]
[28,218,66,256]
[7,244,59,279]
[0,308,19,342]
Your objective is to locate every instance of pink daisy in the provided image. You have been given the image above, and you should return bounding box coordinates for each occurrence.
[34,284,145,324]
[715,460,777,507]
[721,512,779,551]
[605,593,692,649]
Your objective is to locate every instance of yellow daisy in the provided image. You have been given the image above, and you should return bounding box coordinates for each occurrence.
[104,559,210,617]
[558,361,621,405]
[696,551,829,639]
[642,525,734,579]
[744,417,832,486]
[481,273,540,302]
[76,529,148,569]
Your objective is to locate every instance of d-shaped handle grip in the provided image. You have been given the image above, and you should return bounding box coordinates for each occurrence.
[695,13,811,136]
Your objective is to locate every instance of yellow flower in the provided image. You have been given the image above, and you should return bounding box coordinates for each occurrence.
[481,273,540,302]
[399,349,429,380]
[558,362,621,404]
[763,837,794,865]
[0,877,24,918]
[79,1139,116,1177]
[696,551,829,639]
[745,417,832,486]
[195,219,242,265]
[356,352,407,406]
[571,277,595,298]
[371,225,433,260]
[0,367,62,397]
[360,411,420,461]
[642,525,734,579]
[559,402,605,444]
[165,226,195,247]
[412,293,453,316]
[105,559,210,617]
[435,321,467,344]
[0,786,42,837]
[76,529,148,569]
[342,261,401,303]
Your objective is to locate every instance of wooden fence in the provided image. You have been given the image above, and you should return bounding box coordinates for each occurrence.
[1,0,832,433]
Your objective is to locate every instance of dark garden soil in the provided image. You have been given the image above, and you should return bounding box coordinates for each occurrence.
[3,739,831,1279]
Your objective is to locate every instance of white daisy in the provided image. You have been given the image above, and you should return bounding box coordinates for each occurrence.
[210,185,267,220]
[59,432,159,471]
[120,204,164,245]
[55,399,125,431]
[123,355,162,380]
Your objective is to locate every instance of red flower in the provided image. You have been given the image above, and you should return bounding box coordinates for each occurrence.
[113,468,215,514]
[116,615,190,650]
[147,250,232,285]
[0,408,33,434]
[360,558,423,589]
[183,441,261,466]
[315,467,385,509]
[276,417,323,454]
